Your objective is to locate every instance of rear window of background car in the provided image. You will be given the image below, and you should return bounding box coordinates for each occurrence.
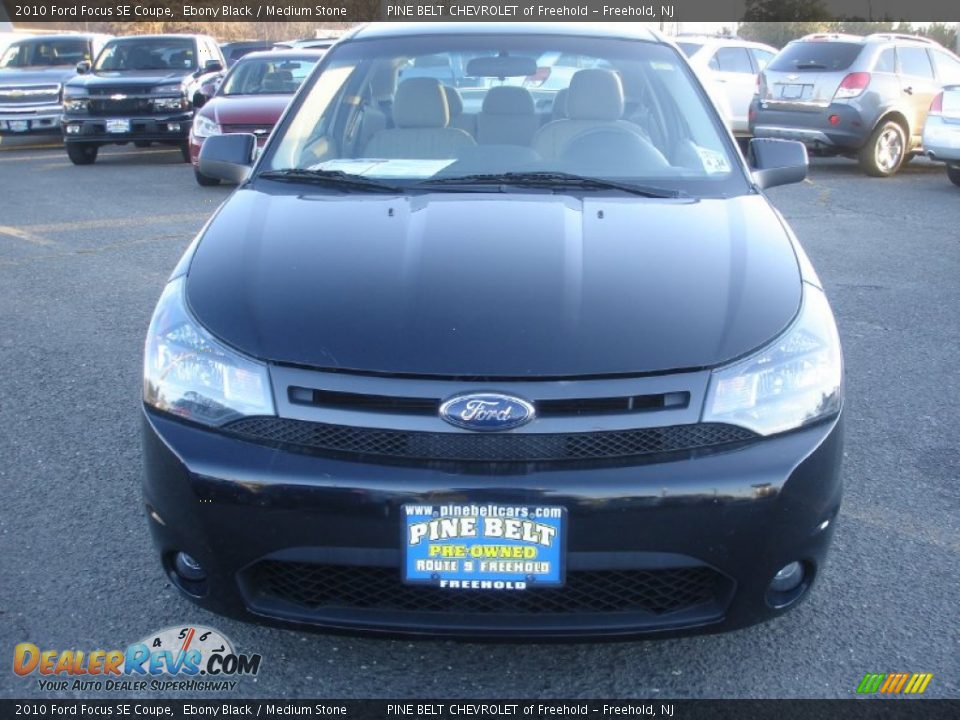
[769,42,863,72]
[932,50,960,82]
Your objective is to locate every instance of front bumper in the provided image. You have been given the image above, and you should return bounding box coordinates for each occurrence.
[143,407,843,639]
[61,112,193,143]
[923,116,960,163]
[0,106,62,134]
[750,100,870,151]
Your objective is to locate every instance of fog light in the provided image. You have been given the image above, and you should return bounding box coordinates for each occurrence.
[770,561,804,593]
[828,114,841,126]
[66,124,80,135]
[167,123,181,132]
[174,552,206,582]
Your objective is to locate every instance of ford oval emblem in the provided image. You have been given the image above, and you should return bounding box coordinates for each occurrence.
[439,393,536,432]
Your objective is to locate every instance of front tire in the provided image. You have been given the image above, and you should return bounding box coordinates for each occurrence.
[66,143,98,165]
[194,169,220,187]
[947,164,960,187]
[859,120,906,177]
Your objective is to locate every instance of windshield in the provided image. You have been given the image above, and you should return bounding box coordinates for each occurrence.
[94,38,197,72]
[221,56,318,95]
[262,34,747,198]
[769,42,863,72]
[0,38,91,69]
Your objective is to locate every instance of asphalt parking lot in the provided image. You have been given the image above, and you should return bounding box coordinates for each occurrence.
[0,136,957,700]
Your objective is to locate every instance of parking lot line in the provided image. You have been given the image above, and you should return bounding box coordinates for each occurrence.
[0,224,54,246]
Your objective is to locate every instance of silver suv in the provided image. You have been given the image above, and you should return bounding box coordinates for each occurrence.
[751,33,960,176]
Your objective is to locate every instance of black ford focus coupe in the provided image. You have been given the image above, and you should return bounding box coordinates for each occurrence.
[142,23,844,639]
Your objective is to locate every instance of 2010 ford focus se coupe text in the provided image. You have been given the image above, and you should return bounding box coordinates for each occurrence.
[142,23,844,639]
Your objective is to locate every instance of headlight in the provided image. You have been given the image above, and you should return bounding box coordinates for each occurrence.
[703,284,843,436]
[143,277,274,427]
[63,97,89,112]
[192,114,221,139]
[152,96,187,112]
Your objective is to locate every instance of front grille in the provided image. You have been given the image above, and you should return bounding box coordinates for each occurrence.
[88,97,154,116]
[246,561,725,616]
[224,417,756,463]
[0,85,59,106]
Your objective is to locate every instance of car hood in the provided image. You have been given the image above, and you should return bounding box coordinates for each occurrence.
[0,67,76,85]
[186,190,802,377]
[201,94,291,126]
[67,70,192,89]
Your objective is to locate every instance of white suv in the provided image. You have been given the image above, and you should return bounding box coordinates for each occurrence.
[676,36,777,137]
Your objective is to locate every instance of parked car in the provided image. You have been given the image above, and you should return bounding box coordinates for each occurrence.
[145,22,843,640]
[220,40,275,68]
[751,33,960,176]
[923,85,960,186]
[60,34,225,165]
[0,33,110,136]
[676,35,777,138]
[190,50,323,186]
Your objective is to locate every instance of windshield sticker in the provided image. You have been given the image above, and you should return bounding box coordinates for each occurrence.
[694,146,731,175]
[311,159,455,179]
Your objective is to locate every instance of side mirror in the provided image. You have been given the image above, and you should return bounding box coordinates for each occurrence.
[76,60,91,74]
[192,91,207,109]
[198,133,256,185]
[203,59,224,74]
[749,138,808,189]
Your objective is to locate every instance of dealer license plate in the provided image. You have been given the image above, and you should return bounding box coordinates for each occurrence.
[403,503,565,589]
[7,120,29,132]
[779,84,806,100]
[106,119,130,133]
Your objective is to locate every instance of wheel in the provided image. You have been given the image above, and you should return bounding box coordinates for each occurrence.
[859,120,906,177]
[180,142,191,163]
[194,169,220,187]
[66,143,98,165]
[947,164,960,187]
[134,140,151,148]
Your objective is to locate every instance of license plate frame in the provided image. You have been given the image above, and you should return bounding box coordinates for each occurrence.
[779,84,805,100]
[105,118,130,134]
[402,503,566,590]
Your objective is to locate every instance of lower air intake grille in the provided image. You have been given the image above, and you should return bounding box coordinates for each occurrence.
[223,417,756,463]
[246,561,725,616]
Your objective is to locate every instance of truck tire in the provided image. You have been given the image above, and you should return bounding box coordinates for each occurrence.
[180,142,191,163]
[66,143,98,166]
[947,164,960,187]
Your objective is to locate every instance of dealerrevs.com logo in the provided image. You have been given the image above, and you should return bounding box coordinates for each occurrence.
[13,625,262,692]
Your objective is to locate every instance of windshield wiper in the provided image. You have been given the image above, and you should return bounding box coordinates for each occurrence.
[258,168,404,193]
[419,171,683,198]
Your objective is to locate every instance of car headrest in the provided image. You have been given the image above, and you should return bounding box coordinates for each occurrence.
[551,88,569,120]
[482,86,535,115]
[567,69,625,121]
[393,77,449,129]
[443,85,463,116]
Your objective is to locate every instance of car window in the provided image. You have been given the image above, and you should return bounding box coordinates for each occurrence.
[677,42,704,59]
[0,38,91,68]
[264,34,747,198]
[769,42,863,72]
[751,49,775,71]
[95,38,197,71]
[713,47,754,74]
[221,57,319,95]
[931,50,960,83]
[897,46,934,79]
[873,48,896,73]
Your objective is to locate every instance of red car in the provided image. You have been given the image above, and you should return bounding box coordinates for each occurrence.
[189,50,323,186]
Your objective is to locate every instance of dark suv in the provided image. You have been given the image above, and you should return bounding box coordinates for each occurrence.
[60,34,224,165]
[751,33,960,176]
